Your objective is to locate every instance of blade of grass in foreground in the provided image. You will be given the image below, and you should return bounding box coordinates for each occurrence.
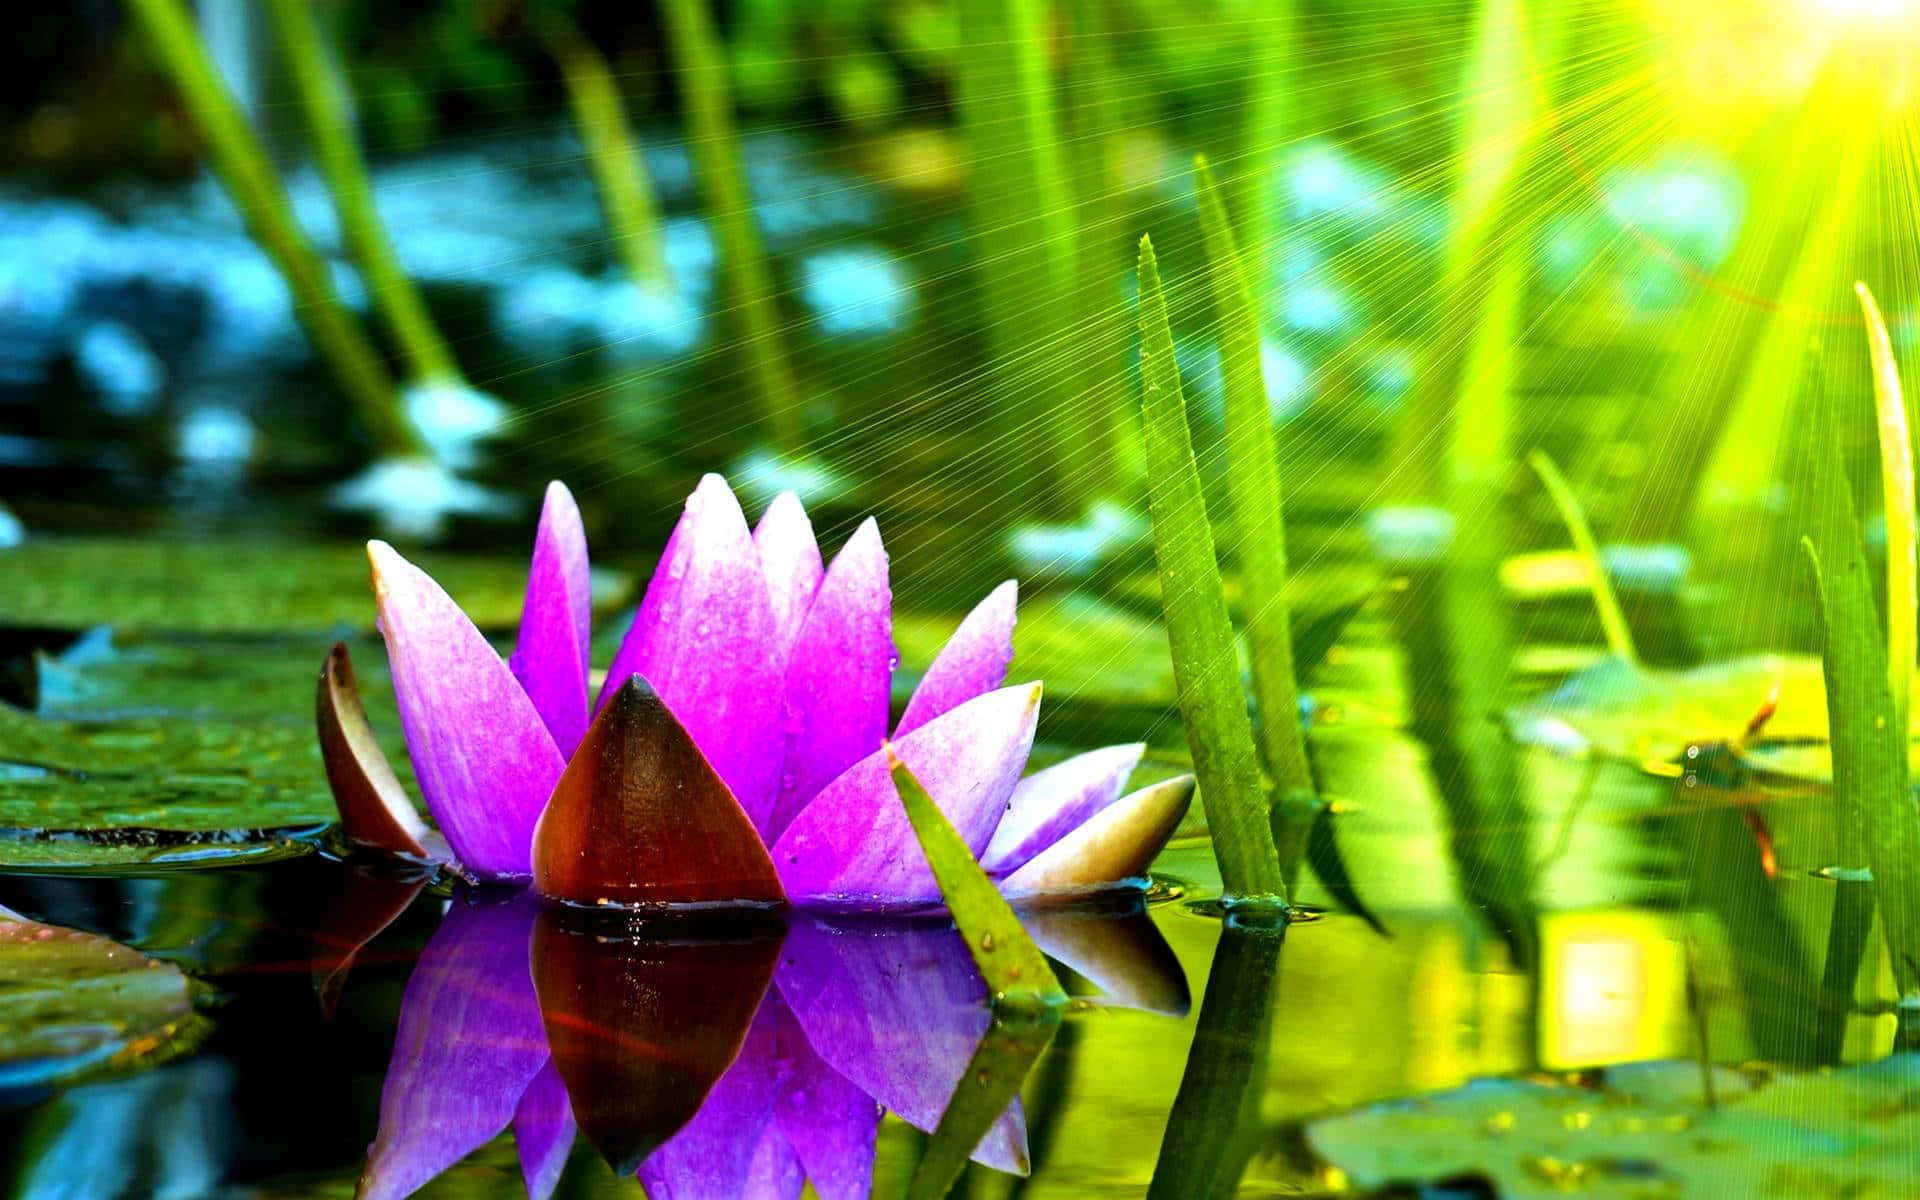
[658,0,802,451]
[890,751,1063,1197]
[1528,450,1637,663]
[1858,281,1914,733]
[887,751,1063,1006]
[267,0,462,389]
[123,0,417,456]
[541,14,669,293]
[1137,235,1287,903]
[1803,464,1920,1000]
[1193,160,1316,847]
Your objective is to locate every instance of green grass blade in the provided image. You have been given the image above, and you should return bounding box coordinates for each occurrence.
[1528,450,1637,664]
[1193,159,1315,824]
[123,0,418,456]
[1136,235,1288,903]
[658,0,802,451]
[1858,281,1914,732]
[267,0,461,387]
[907,1008,1059,1200]
[541,15,669,294]
[887,751,1064,1007]
[1803,459,1920,997]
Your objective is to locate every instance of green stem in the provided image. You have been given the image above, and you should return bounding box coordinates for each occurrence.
[125,0,418,455]
[266,0,460,386]
[1193,160,1314,819]
[956,0,1089,514]
[1529,450,1638,664]
[1063,0,1132,488]
[541,15,669,293]
[1137,235,1287,903]
[658,0,803,451]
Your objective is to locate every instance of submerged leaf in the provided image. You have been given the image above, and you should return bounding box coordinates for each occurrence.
[532,675,783,908]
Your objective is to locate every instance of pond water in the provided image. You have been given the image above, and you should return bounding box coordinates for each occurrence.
[0,537,1890,1197]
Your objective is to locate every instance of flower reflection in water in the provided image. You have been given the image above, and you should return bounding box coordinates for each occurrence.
[356,890,1188,1199]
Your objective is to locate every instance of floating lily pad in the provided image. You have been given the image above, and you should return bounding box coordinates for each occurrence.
[0,912,210,1094]
[0,630,427,868]
[1307,1057,1920,1198]
[0,700,340,868]
[0,539,631,634]
[1504,653,1906,765]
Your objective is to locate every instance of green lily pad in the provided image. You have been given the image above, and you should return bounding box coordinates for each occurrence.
[0,631,426,867]
[1307,1057,1920,1198]
[0,912,211,1092]
[0,538,631,634]
[1503,653,1909,767]
[0,698,342,868]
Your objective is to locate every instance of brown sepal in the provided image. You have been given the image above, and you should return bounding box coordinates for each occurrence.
[532,675,784,907]
[316,642,428,859]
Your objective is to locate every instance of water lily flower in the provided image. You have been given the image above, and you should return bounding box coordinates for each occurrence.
[321,475,1192,909]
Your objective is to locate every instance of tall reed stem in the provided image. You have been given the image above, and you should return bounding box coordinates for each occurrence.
[125,0,419,455]
[267,0,461,387]
[1137,235,1287,902]
[658,0,803,451]
[541,15,669,293]
[956,0,1090,513]
[1193,161,1316,862]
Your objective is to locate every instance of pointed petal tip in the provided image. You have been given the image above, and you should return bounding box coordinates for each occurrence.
[997,774,1192,899]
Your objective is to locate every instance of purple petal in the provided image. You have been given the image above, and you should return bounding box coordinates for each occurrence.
[369,541,565,881]
[514,1061,576,1200]
[511,482,593,757]
[598,475,785,830]
[745,1131,807,1200]
[896,581,1017,737]
[767,518,895,841]
[637,1000,783,1200]
[776,917,1028,1173]
[981,743,1143,876]
[755,490,824,657]
[361,894,549,1200]
[772,684,1041,908]
[998,776,1194,899]
[769,1001,879,1200]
